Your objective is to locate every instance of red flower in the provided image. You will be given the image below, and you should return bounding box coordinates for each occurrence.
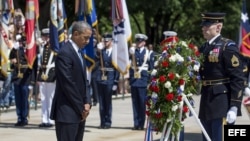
[161,61,169,67]
[159,75,167,83]
[149,85,159,93]
[177,95,182,102]
[195,51,200,56]
[183,105,189,113]
[155,112,163,119]
[165,93,174,101]
[188,43,195,49]
[179,79,185,85]
[146,100,151,106]
[168,72,175,80]
[162,46,168,51]
[145,111,150,116]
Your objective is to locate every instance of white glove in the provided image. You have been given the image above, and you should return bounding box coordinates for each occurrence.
[244,87,250,96]
[129,47,135,54]
[16,34,22,41]
[28,85,33,90]
[226,107,237,124]
[97,42,104,50]
[36,37,44,45]
[112,85,117,91]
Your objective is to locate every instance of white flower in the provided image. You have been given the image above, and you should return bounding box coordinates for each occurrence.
[164,81,172,88]
[169,54,177,62]
[175,53,184,62]
[172,105,178,111]
[193,63,200,72]
[154,60,159,67]
[152,92,158,99]
[151,69,157,76]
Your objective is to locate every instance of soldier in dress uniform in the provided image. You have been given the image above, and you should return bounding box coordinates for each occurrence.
[96,33,120,129]
[37,28,56,128]
[129,33,153,130]
[161,31,178,45]
[198,12,246,141]
[9,26,35,126]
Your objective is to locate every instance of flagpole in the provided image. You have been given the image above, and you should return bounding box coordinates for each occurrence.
[94,24,105,78]
[121,74,125,100]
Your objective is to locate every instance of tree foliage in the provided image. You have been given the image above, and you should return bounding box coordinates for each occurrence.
[13,0,250,48]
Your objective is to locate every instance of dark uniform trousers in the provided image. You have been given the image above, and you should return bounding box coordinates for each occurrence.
[9,46,34,124]
[198,36,245,141]
[96,49,119,127]
[129,48,151,129]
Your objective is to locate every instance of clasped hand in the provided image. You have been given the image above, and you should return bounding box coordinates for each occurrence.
[81,104,91,121]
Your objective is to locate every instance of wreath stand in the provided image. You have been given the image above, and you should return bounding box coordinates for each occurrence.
[147,94,212,141]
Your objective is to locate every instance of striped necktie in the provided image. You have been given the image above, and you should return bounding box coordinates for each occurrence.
[78,49,83,66]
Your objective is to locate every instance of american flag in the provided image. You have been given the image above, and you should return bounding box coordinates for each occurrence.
[239,0,250,57]
[25,0,39,68]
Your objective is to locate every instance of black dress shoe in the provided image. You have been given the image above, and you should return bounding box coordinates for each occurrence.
[14,122,23,126]
[138,127,145,130]
[132,126,139,130]
[39,123,53,128]
[98,126,105,129]
[39,123,46,127]
[46,123,53,127]
[22,121,28,126]
[103,125,111,129]
[15,121,28,126]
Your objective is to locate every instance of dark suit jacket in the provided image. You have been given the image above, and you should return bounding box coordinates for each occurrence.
[50,41,91,123]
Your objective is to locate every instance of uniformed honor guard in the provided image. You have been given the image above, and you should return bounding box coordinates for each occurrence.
[37,28,56,128]
[96,33,120,129]
[129,33,153,130]
[9,28,35,126]
[198,12,246,141]
[161,31,178,46]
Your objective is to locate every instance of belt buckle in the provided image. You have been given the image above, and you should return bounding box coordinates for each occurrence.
[134,72,141,79]
[202,81,207,86]
[101,75,107,80]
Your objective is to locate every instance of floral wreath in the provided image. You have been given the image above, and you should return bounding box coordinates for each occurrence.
[146,39,203,136]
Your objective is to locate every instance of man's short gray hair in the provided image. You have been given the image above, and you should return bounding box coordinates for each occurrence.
[71,21,92,33]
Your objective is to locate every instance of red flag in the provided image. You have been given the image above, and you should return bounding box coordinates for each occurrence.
[25,0,38,68]
[239,0,250,57]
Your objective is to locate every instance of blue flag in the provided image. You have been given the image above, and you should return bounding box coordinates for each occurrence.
[49,0,67,53]
[76,0,97,71]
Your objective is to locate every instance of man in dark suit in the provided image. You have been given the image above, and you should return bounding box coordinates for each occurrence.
[50,21,92,141]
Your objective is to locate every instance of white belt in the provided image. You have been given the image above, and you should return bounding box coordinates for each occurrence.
[100,67,114,71]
